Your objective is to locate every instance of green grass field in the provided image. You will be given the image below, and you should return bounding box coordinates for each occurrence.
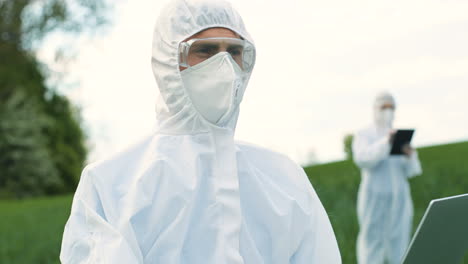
[306,141,468,263]
[0,195,72,264]
[0,141,467,263]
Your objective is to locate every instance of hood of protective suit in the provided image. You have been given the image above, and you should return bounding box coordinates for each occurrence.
[373,91,396,129]
[151,0,254,134]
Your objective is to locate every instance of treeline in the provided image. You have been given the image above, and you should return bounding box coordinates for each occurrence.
[0,0,109,198]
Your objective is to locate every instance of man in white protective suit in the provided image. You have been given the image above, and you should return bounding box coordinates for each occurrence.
[352,91,422,264]
[59,0,342,263]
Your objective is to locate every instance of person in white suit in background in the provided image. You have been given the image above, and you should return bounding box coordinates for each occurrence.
[353,91,422,264]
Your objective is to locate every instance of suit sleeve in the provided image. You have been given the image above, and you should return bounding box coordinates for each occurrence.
[352,131,391,169]
[60,167,142,264]
[290,168,342,264]
[402,151,423,178]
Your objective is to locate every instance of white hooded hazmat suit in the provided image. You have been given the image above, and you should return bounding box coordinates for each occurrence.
[353,92,422,264]
[59,0,341,263]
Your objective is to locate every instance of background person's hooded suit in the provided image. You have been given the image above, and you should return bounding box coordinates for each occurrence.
[353,92,422,264]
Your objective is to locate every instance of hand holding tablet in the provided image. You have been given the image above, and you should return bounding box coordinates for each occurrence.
[390,129,415,155]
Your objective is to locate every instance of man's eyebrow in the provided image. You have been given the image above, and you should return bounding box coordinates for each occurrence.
[192,43,220,49]
[227,44,243,49]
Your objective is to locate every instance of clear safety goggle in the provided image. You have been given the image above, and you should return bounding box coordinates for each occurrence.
[179,37,255,72]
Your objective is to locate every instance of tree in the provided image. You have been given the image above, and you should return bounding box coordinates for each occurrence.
[1,0,108,49]
[0,91,61,198]
[0,0,110,198]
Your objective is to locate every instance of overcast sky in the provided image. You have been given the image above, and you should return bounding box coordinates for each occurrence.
[38,0,468,165]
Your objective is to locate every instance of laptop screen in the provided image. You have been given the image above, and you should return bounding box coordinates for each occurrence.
[401,193,468,264]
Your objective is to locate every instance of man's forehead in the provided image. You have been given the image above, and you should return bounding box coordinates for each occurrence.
[186,27,240,41]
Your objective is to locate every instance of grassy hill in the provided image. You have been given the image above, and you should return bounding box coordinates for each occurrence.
[305,141,468,263]
[0,141,467,263]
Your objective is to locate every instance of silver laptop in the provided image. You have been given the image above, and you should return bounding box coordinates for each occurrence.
[401,193,468,264]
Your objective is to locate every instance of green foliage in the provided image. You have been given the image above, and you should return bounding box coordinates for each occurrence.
[43,94,87,192]
[1,0,109,49]
[0,42,86,197]
[0,91,62,198]
[0,0,109,198]
[305,141,468,263]
[343,133,354,160]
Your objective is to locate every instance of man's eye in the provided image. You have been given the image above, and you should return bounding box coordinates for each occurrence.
[228,47,243,56]
[192,45,218,56]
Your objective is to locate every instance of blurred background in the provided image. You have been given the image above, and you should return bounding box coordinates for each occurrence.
[0,0,467,263]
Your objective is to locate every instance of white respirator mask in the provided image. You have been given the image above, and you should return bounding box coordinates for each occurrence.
[180,52,246,125]
[376,108,395,128]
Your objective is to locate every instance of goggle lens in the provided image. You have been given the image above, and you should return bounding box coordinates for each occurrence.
[179,37,255,72]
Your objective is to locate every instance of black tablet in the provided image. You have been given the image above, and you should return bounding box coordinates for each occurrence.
[390,129,415,155]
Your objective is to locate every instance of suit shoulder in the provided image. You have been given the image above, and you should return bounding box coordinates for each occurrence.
[235,141,305,183]
[236,141,298,167]
[85,133,156,179]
